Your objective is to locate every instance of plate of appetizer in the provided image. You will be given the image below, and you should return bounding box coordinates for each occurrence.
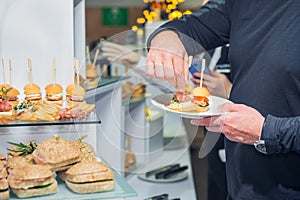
[151,87,230,119]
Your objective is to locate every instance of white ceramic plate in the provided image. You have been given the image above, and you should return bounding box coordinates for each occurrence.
[138,171,188,183]
[151,94,230,119]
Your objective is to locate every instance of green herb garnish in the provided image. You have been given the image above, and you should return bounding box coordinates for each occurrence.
[7,141,37,156]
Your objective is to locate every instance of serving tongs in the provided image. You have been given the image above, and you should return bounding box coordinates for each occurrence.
[156,165,188,179]
[145,163,180,178]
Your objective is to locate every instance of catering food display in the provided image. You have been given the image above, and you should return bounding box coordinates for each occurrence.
[0,83,96,124]
[0,136,115,199]
[0,57,136,200]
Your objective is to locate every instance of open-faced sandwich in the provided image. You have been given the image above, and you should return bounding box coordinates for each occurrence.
[32,135,80,172]
[8,164,57,198]
[0,153,9,200]
[167,87,210,112]
[63,161,115,194]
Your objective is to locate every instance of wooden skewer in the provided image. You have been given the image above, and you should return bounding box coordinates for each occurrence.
[92,49,99,68]
[74,58,80,86]
[28,58,33,84]
[200,58,206,88]
[9,59,12,86]
[86,46,91,64]
[188,56,193,81]
[102,64,108,77]
[52,58,57,83]
[2,58,6,83]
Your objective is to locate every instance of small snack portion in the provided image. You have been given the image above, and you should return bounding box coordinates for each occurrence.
[167,87,210,112]
[6,87,20,107]
[0,84,11,100]
[66,83,86,106]
[86,68,99,89]
[0,153,9,200]
[8,164,57,198]
[45,83,63,106]
[65,161,115,194]
[0,84,14,115]
[32,135,80,171]
[192,87,210,112]
[24,83,42,103]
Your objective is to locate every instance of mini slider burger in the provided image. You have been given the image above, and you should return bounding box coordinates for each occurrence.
[86,67,99,89]
[64,161,115,194]
[23,83,42,103]
[0,84,11,101]
[32,135,80,172]
[6,87,20,107]
[66,83,86,106]
[191,87,210,112]
[0,84,13,114]
[0,153,9,200]
[8,164,57,198]
[45,83,63,105]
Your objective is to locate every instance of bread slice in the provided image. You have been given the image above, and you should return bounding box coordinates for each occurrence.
[65,161,114,183]
[11,180,57,198]
[8,165,52,181]
[66,179,115,194]
[7,155,35,171]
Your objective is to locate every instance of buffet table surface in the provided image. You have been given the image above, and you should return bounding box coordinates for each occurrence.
[126,135,197,200]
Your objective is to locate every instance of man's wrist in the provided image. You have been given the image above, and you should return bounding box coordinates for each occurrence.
[254,119,267,154]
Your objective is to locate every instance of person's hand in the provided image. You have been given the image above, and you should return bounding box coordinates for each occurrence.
[191,70,232,98]
[146,31,189,91]
[191,103,265,144]
[102,41,141,68]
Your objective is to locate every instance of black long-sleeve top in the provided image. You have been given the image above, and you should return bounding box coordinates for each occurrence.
[148,0,300,199]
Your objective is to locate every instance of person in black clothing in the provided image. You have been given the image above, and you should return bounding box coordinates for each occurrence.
[146,0,300,199]
[191,44,231,200]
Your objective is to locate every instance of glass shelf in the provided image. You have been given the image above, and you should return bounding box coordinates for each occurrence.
[85,76,125,91]
[0,112,101,128]
[9,164,137,200]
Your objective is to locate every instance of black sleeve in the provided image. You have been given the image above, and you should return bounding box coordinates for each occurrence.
[261,115,300,154]
[147,0,233,55]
